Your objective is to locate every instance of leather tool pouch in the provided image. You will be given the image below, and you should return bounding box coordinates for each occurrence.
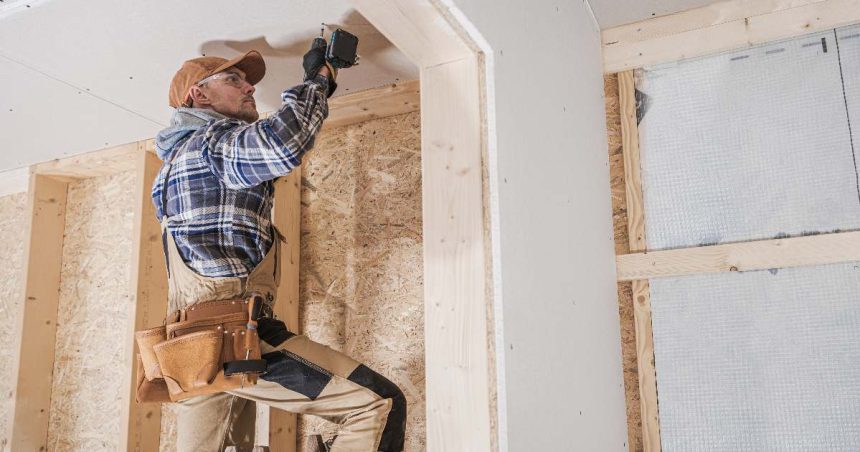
[134,298,267,403]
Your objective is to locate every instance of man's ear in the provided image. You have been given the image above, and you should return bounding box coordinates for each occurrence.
[187,85,212,107]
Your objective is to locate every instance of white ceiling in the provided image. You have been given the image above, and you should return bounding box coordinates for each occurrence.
[588,0,718,28]
[0,0,720,173]
[0,0,418,172]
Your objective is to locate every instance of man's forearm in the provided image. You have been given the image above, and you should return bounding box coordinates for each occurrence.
[201,77,330,189]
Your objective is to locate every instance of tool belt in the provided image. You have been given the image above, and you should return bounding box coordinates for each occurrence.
[134,295,268,403]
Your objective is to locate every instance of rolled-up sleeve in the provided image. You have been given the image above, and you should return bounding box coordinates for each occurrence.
[201,75,330,189]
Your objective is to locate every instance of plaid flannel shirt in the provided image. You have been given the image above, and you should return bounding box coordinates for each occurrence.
[152,76,329,278]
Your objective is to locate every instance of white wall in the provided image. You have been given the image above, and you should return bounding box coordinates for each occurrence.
[449,0,628,450]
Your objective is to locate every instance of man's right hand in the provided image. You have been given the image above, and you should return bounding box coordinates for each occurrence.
[302,39,338,97]
[302,39,327,82]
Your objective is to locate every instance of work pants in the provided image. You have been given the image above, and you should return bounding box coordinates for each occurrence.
[174,318,406,452]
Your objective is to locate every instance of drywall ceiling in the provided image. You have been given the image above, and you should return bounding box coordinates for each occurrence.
[0,0,417,172]
[588,0,718,28]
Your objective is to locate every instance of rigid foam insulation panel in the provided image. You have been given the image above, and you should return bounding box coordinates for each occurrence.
[650,262,860,451]
[159,112,425,451]
[0,192,29,450]
[636,27,860,251]
[840,25,860,146]
[636,24,860,452]
[47,171,136,451]
[604,73,642,452]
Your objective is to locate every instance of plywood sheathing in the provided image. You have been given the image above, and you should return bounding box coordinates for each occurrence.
[0,192,29,449]
[46,171,136,451]
[605,73,642,452]
[299,111,425,451]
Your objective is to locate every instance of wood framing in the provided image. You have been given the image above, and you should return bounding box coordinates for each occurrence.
[350,0,492,450]
[267,170,303,452]
[616,230,860,281]
[120,145,169,451]
[619,71,662,452]
[325,79,420,129]
[6,173,69,451]
[602,0,860,73]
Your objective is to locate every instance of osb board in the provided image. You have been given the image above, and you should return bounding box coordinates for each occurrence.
[605,73,642,452]
[46,171,136,451]
[0,192,29,450]
[299,111,424,450]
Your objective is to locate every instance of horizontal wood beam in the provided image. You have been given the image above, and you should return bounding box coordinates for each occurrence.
[602,0,860,73]
[616,230,860,281]
[325,80,420,130]
[31,142,139,179]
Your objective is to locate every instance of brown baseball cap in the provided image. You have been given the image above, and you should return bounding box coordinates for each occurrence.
[168,50,266,108]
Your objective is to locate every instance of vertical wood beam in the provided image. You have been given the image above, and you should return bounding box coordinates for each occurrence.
[619,70,662,452]
[6,173,69,451]
[267,169,302,452]
[420,57,491,452]
[350,0,492,449]
[120,145,168,451]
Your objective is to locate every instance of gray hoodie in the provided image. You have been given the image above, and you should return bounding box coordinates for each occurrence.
[154,107,230,160]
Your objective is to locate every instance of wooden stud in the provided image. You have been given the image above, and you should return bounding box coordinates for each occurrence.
[603,0,860,73]
[616,230,860,281]
[419,57,491,452]
[619,71,662,452]
[266,169,303,452]
[120,144,168,451]
[6,173,69,451]
[350,0,492,449]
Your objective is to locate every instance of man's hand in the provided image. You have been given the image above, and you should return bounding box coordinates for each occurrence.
[302,40,338,97]
[317,64,334,80]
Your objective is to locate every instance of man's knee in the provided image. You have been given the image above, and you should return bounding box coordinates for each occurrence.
[346,365,406,450]
[347,365,405,414]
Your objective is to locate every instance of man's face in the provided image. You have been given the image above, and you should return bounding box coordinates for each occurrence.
[190,68,259,122]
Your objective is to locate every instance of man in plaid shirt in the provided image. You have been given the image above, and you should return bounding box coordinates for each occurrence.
[152,47,405,452]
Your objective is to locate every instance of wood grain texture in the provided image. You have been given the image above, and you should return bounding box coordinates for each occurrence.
[418,58,491,452]
[603,0,822,46]
[616,231,860,280]
[631,280,659,452]
[269,169,303,452]
[325,80,420,130]
[0,193,29,450]
[121,147,168,452]
[350,0,492,450]
[619,71,661,452]
[6,174,68,452]
[605,74,642,452]
[31,142,139,180]
[603,0,860,73]
[349,0,471,67]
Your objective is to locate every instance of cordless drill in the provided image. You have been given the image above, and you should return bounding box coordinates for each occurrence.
[311,24,359,69]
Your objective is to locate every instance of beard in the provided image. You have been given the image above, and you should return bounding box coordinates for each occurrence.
[236,106,260,123]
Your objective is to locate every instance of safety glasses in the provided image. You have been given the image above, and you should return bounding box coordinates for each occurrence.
[197,71,249,89]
